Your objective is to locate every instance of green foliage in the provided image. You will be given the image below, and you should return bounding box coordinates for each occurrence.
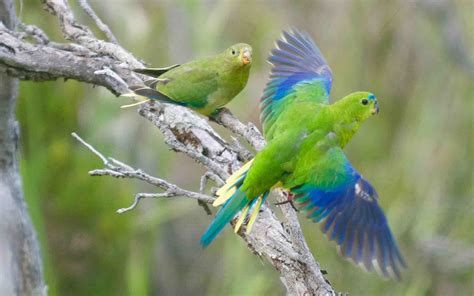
[17,0,473,295]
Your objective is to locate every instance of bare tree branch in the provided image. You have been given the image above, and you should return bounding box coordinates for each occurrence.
[0,1,339,294]
[0,1,46,294]
[77,0,119,44]
[0,23,132,94]
[72,132,214,213]
[42,0,141,68]
[212,107,266,151]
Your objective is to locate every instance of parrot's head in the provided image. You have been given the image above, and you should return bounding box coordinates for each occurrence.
[341,91,379,122]
[224,43,252,67]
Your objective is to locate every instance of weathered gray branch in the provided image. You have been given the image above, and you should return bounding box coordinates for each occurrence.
[0,0,46,295]
[0,1,338,294]
[212,107,266,151]
[71,132,214,213]
[42,0,141,68]
[77,0,118,44]
[0,23,133,95]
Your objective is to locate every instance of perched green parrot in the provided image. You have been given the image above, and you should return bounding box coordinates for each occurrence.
[123,43,252,116]
[201,30,405,279]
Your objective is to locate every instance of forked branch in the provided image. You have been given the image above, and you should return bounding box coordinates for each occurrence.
[0,1,338,294]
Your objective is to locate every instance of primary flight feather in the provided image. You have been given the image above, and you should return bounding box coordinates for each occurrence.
[201,29,405,280]
[123,43,252,116]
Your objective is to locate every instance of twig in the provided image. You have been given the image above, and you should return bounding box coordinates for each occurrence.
[212,107,266,151]
[230,136,254,161]
[77,0,118,44]
[71,132,109,165]
[94,66,130,93]
[43,0,142,68]
[18,23,49,44]
[117,192,174,214]
[71,132,214,213]
[198,171,224,215]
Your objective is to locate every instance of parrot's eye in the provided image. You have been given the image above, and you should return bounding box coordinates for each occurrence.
[361,99,369,105]
[231,49,237,56]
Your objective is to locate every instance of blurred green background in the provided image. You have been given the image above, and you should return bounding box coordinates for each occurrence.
[16,0,473,295]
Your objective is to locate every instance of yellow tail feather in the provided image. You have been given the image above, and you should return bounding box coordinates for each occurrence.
[120,92,137,98]
[246,196,264,234]
[119,92,150,109]
[120,99,150,109]
[234,204,250,233]
[213,159,254,207]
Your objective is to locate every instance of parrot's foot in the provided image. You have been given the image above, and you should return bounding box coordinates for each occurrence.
[208,107,229,123]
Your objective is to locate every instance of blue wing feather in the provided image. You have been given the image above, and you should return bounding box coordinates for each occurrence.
[292,156,406,280]
[260,29,333,137]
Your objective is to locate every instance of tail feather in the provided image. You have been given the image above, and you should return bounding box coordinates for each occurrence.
[214,159,254,206]
[200,189,248,247]
[234,199,251,233]
[130,85,187,106]
[121,85,187,108]
[133,64,180,77]
[201,159,268,247]
[245,192,268,233]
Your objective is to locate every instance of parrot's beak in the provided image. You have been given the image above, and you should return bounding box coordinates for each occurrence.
[241,49,252,65]
[371,101,379,115]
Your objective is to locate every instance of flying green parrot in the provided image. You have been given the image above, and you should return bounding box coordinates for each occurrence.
[122,43,252,116]
[200,30,406,279]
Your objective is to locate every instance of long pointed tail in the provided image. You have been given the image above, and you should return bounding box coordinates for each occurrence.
[120,85,187,109]
[200,187,248,247]
[200,160,267,247]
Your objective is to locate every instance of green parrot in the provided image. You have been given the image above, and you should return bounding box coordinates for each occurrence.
[122,43,252,116]
[200,30,405,279]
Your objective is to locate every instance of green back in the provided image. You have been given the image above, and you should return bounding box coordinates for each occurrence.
[155,46,251,115]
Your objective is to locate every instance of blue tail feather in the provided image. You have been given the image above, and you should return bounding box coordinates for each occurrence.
[200,189,248,247]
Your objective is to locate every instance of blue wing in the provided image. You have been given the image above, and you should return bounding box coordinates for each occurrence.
[292,149,406,279]
[260,29,333,137]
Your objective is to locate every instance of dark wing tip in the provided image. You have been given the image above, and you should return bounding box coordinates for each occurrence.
[128,85,187,107]
[133,65,180,77]
[129,85,146,91]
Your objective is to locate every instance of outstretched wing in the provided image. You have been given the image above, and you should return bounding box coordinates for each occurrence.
[260,29,333,137]
[291,148,406,279]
